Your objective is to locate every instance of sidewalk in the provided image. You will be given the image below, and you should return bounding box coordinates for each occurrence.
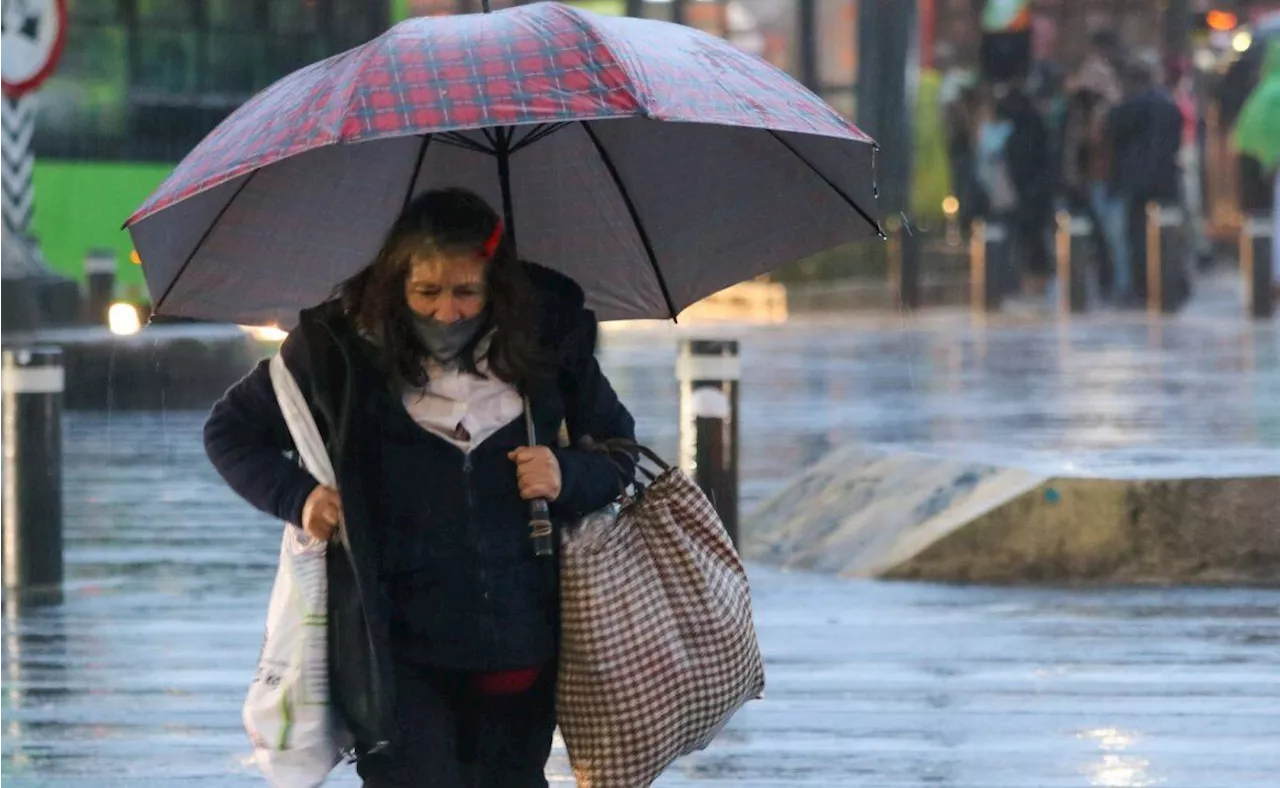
[5,545,1279,787]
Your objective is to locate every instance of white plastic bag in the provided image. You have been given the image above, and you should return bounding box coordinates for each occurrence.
[242,354,351,786]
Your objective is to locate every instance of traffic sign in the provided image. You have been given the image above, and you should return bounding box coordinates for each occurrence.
[2,0,68,98]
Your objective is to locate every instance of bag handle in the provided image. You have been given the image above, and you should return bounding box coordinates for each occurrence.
[585,437,670,482]
[573,435,645,496]
[269,354,349,550]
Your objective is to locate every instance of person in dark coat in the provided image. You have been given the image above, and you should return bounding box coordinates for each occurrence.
[1108,59,1185,304]
[204,188,636,787]
[995,82,1054,289]
[1063,31,1125,297]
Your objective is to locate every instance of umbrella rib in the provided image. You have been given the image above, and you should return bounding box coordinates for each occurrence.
[578,121,679,322]
[151,170,259,316]
[767,131,884,237]
[401,134,432,208]
[511,124,545,150]
[437,132,495,155]
[510,122,570,154]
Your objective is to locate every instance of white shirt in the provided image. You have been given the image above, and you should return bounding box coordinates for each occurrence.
[400,343,523,452]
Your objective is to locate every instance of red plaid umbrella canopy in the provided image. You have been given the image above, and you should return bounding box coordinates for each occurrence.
[126,1,880,326]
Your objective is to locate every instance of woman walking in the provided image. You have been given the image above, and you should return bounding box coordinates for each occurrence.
[204,188,636,787]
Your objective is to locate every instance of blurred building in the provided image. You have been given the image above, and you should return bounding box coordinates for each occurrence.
[33,0,1265,297]
[29,0,389,303]
[27,0,884,300]
[36,1,388,162]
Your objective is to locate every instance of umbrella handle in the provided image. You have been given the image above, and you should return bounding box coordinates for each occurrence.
[521,395,554,557]
[530,499,554,557]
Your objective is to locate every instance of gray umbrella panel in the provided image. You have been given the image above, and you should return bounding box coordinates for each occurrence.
[130,118,878,327]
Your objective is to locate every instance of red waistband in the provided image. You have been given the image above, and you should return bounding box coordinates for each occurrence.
[472,665,542,696]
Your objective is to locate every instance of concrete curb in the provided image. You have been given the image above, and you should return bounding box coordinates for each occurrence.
[745,444,1280,586]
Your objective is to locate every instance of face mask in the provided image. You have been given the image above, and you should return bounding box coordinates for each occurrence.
[412,312,486,363]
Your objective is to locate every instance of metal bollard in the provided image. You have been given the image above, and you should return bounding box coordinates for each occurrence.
[970,219,1007,313]
[1241,214,1274,320]
[676,339,740,547]
[1146,203,1184,314]
[83,248,117,326]
[1,277,42,333]
[1055,212,1091,315]
[2,347,65,593]
[886,217,921,311]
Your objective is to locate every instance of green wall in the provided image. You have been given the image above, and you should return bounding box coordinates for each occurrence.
[29,161,172,302]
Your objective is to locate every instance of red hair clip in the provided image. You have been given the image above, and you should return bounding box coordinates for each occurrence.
[480,220,502,260]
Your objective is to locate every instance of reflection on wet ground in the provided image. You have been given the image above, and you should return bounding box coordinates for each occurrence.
[4,312,1279,786]
[6,528,1279,787]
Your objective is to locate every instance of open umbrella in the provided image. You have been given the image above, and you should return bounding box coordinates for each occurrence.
[126,1,880,326]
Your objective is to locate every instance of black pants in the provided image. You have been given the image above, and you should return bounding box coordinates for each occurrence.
[357,661,556,788]
[1125,196,1150,302]
[1013,200,1053,278]
[1065,186,1114,297]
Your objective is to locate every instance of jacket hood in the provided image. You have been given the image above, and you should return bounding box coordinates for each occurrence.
[522,260,586,312]
[521,260,598,362]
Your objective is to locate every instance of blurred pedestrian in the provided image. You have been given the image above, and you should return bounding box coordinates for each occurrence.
[996,80,1054,293]
[1166,55,1213,269]
[1219,22,1277,224]
[1232,40,1280,300]
[939,46,980,234]
[974,85,1018,227]
[1064,31,1124,298]
[1108,57,1184,305]
[204,188,636,787]
[1030,58,1069,205]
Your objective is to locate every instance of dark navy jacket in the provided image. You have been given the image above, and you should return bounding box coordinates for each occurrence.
[1108,88,1184,203]
[203,264,635,752]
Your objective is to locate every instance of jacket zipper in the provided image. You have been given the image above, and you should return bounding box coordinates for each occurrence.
[464,453,487,597]
[462,452,500,661]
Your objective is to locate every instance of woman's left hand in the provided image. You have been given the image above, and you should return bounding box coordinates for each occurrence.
[508,446,562,501]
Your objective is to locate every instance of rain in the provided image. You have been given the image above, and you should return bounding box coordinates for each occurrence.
[3,2,1278,787]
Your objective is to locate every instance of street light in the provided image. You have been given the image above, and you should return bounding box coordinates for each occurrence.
[107,303,142,336]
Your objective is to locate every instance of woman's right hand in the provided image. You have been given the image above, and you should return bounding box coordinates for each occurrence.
[301,485,343,541]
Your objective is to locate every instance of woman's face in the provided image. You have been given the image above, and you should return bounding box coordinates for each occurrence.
[404,252,488,324]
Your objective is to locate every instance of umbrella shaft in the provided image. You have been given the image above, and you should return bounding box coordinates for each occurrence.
[495,128,517,256]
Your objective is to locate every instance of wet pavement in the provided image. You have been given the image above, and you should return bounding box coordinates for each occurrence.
[6,468,1280,788]
[4,290,1280,786]
[604,299,1280,508]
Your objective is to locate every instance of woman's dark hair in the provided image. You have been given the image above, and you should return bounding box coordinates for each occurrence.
[337,188,543,390]
[1121,58,1156,94]
[1090,30,1120,57]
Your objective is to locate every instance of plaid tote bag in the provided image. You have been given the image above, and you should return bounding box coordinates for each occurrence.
[555,443,766,787]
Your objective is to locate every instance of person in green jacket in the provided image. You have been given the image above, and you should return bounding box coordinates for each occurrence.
[1233,40,1280,296]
